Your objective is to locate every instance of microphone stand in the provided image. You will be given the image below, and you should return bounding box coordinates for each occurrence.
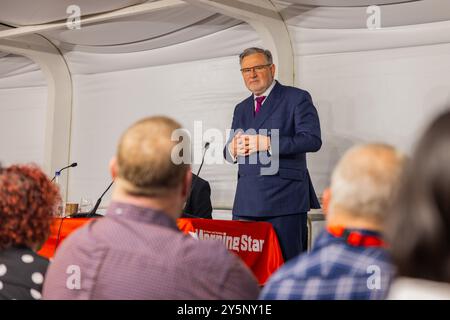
[70,180,114,218]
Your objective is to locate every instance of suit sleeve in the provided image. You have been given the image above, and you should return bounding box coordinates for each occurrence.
[278,91,322,155]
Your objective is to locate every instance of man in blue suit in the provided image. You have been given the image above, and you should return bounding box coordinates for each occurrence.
[224,47,322,261]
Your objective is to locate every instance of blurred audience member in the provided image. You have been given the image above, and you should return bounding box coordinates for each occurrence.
[43,116,259,299]
[260,144,405,300]
[387,111,450,299]
[0,164,60,300]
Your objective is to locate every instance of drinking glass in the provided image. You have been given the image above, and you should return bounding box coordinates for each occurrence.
[79,197,93,213]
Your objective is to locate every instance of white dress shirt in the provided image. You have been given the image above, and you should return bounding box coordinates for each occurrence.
[253,80,276,111]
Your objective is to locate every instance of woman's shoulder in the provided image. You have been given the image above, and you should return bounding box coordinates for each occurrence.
[0,247,48,300]
[0,246,49,275]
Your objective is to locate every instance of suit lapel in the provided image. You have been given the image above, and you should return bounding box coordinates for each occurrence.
[251,81,282,130]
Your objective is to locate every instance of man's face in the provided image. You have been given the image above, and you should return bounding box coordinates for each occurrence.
[240,53,275,96]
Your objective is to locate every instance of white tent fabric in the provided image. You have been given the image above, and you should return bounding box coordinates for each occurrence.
[275,0,450,29]
[282,0,414,6]
[279,0,450,190]
[58,24,258,74]
[1,0,450,212]
[0,0,147,26]
[0,55,47,166]
[44,6,242,54]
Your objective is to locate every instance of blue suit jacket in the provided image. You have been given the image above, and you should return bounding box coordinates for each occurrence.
[224,81,321,217]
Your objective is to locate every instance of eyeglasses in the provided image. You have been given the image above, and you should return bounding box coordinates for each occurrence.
[240,64,272,75]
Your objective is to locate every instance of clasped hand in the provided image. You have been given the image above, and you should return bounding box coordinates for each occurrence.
[230,132,270,157]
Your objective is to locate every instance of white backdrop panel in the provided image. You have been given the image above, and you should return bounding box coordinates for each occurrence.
[0,56,47,167]
[292,35,450,194]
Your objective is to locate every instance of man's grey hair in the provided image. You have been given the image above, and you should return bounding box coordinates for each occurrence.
[330,143,405,222]
[239,47,273,65]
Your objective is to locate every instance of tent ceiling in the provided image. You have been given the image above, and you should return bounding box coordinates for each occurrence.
[282,0,417,6]
[0,0,148,26]
[42,5,241,52]
[0,0,448,53]
[0,0,438,29]
[274,0,450,29]
[0,54,40,78]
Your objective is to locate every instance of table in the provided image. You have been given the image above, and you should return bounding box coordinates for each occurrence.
[38,216,284,285]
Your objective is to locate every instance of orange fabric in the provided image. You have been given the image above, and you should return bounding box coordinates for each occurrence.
[37,217,93,259]
[39,217,284,285]
[327,225,345,237]
[327,225,386,247]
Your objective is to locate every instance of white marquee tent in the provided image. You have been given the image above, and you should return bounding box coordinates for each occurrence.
[1,0,450,214]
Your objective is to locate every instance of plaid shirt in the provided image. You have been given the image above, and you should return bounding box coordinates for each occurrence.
[260,228,394,300]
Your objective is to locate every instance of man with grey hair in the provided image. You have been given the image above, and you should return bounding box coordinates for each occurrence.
[224,47,322,262]
[260,143,405,300]
[43,116,259,299]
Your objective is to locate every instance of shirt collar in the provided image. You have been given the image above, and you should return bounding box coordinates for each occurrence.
[254,80,276,100]
[314,227,384,250]
[105,201,179,231]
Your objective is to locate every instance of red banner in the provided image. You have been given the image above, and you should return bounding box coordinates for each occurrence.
[177,218,284,285]
[39,217,284,285]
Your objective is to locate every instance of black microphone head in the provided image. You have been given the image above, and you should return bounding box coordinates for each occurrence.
[204,142,210,150]
[71,162,78,167]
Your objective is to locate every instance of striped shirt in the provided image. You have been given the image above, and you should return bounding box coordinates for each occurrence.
[43,201,259,299]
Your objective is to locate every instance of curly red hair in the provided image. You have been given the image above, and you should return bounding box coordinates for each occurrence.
[0,164,60,250]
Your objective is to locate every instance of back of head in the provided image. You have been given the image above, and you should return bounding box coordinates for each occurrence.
[0,164,60,250]
[330,143,405,225]
[387,110,450,283]
[116,116,189,197]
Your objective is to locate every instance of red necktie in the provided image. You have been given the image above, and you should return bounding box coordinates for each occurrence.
[255,96,266,116]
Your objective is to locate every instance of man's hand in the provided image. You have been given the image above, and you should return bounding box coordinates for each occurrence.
[230,133,271,157]
[240,134,271,156]
[230,132,247,157]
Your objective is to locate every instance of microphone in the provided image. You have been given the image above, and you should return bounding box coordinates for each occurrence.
[71,180,114,218]
[51,162,77,182]
[183,142,210,217]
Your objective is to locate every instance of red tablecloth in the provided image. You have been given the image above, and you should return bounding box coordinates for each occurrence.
[39,216,284,285]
